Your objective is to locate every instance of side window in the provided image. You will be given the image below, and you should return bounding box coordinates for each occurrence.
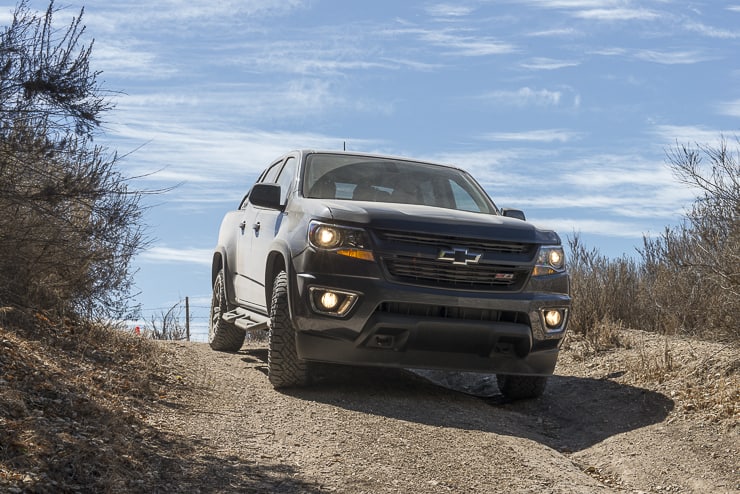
[261,160,283,184]
[275,157,297,205]
[240,160,283,210]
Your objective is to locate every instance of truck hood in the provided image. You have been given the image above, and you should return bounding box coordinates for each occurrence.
[322,200,561,245]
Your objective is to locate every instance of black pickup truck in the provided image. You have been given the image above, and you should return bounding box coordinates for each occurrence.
[210,150,570,399]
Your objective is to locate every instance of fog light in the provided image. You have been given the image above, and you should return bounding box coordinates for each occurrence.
[320,291,339,310]
[544,310,562,328]
[540,308,568,333]
[309,287,360,317]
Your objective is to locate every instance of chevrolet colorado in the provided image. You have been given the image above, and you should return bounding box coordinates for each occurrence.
[210,150,570,399]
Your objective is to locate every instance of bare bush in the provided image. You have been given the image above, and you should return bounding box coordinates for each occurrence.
[567,136,739,343]
[637,137,738,340]
[147,301,187,341]
[0,1,145,320]
[567,234,641,337]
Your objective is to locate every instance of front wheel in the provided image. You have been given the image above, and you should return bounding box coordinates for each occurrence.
[208,269,245,352]
[268,271,311,388]
[496,374,548,400]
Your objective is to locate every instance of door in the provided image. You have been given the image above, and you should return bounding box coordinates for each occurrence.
[234,159,284,309]
[243,156,297,310]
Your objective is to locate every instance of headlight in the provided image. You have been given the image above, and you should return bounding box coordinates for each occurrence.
[532,245,566,277]
[312,225,342,249]
[308,221,375,261]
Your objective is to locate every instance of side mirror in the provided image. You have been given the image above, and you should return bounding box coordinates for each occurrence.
[250,183,282,210]
[501,208,526,221]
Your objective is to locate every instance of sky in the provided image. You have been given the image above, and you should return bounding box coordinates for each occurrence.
[2,1,738,341]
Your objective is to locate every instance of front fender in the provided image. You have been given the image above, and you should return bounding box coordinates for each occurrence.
[212,248,237,308]
[265,239,297,320]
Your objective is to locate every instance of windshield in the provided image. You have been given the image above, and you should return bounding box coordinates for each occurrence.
[302,153,496,214]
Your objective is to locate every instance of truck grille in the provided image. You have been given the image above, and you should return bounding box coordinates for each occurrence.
[384,256,529,290]
[375,229,535,291]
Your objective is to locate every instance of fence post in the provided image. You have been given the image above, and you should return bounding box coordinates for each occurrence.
[185,296,190,342]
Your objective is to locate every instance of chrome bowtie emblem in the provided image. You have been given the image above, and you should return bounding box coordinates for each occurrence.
[437,248,482,265]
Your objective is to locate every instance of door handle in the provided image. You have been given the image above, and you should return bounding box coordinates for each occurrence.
[253,222,261,233]
[239,221,247,231]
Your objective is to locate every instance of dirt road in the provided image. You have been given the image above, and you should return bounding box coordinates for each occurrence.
[147,332,738,493]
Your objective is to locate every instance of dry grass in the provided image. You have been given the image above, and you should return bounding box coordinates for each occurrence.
[0,307,189,492]
[562,323,739,423]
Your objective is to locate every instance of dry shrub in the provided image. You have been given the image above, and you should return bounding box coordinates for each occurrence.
[567,137,738,344]
[0,2,146,320]
[567,235,641,337]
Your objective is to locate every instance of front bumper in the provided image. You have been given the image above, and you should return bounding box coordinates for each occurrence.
[289,250,570,376]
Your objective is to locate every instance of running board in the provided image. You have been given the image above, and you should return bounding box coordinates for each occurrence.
[222,308,270,331]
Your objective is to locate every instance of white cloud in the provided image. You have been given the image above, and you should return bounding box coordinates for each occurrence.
[520,57,580,70]
[522,1,660,21]
[93,43,178,79]
[523,0,621,8]
[652,125,728,145]
[634,49,710,65]
[79,0,307,30]
[140,246,212,265]
[384,26,516,56]
[417,29,518,56]
[481,129,582,143]
[590,47,628,57]
[573,8,659,21]
[717,99,740,117]
[526,27,580,37]
[482,87,562,106]
[684,21,740,39]
[105,113,364,186]
[425,4,475,18]
[533,218,647,238]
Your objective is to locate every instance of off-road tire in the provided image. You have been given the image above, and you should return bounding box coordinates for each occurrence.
[268,271,311,388]
[496,374,548,400]
[208,269,245,352]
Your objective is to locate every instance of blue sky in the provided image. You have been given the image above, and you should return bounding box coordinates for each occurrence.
[3,1,738,340]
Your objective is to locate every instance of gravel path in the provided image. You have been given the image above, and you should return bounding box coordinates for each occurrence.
[147,333,738,493]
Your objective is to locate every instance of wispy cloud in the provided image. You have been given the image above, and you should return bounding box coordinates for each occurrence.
[526,27,580,37]
[652,125,727,145]
[523,0,623,8]
[634,49,710,65]
[717,99,740,117]
[481,87,562,106]
[481,129,582,143]
[93,43,178,79]
[140,246,213,265]
[416,29,518,56]
[684,21,740,39]
[522,1,660,21]
[573,8,659,21]
[520,57,580,70]
[425,4,475,18]
[82,0,307,31]
[533,218,648,239]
